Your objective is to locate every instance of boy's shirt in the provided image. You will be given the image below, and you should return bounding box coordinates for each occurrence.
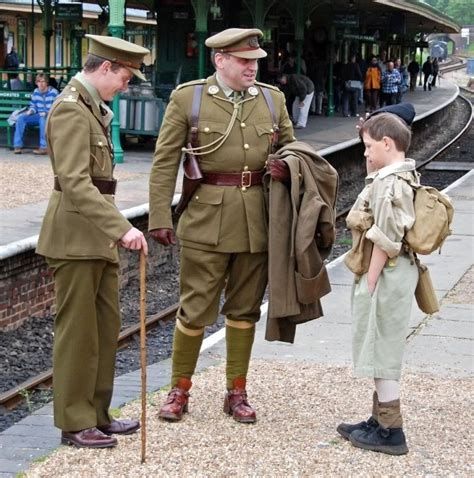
[29,86,59,116]
[351,159,416,258]
[381,69,401,93]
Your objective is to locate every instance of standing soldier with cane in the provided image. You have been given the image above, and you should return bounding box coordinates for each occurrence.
[37,35,149,448]
[149,28,294,423]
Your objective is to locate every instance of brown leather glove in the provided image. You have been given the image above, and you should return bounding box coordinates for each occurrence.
[267,158,290,183]
[149,228,176,246]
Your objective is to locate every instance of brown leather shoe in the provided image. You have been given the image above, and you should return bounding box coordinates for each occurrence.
[61,427,117,448]
[33,148,48,155]
[13,148,22,154]
[158,377,192,421]
[224,377,256,423]
[97,419,140,435]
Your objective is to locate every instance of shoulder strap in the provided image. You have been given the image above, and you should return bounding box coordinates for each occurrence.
[189,84,204,148]
[260,86,280,153]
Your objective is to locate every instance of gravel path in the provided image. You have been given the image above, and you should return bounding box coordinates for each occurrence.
[25,360,473,478]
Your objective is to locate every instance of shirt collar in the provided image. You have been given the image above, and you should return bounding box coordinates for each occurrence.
[377,159,416,179]
[74,72,103,110]
[215,73,238,98]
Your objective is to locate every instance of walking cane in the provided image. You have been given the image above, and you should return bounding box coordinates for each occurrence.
[139,250,147,463]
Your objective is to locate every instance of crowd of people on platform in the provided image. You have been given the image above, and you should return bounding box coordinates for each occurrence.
[272,49,442,127]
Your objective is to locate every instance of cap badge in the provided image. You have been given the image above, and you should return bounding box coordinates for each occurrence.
[208,85,219,95]
[248,37,259,48]
[248,86,259,96]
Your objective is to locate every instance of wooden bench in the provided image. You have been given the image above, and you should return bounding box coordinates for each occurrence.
[0,91,33,148]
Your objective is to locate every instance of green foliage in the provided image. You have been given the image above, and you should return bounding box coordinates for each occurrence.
[108,407,122,418]
[422,0,474,25]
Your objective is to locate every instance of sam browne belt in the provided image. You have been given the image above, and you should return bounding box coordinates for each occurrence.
[54,176,117,195]
[202,169,265,188]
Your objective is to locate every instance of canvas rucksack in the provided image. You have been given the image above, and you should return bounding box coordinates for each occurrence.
[398,172,454,255]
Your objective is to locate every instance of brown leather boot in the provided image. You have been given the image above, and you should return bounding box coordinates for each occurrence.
[224,377,256,424]
[158,377,192,421]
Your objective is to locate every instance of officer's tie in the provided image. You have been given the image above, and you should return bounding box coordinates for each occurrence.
[232,90,243,118]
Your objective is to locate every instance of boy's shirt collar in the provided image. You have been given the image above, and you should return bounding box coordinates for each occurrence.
[372,159,416,179]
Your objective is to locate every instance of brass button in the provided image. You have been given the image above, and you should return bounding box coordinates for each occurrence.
[244,144,249,150]
[244,165,249,171]
[195,196,199,200]
[204,127,210,133]
[71,87,77,92]
[241,122,246,128]
[241,187,247,192]
[98,141,103,147]
[270,128,274,133]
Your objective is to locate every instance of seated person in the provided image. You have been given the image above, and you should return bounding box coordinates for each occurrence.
[14,73,58,155]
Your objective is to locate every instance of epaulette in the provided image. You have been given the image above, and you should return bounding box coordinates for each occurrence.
[60,87,79,103]
[176,79,207,90]
[255,81,280,92]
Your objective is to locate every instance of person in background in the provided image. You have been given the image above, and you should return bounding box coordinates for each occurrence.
[381,61,401,107]
[394,58,408,104]
[431,58,439,88]
[13,73,58,155]
[422,56,433,91]
[407,56,420,91]
[363,56,381,113]
[36,35,149,449]
[341,55,362,117]
[4,46,19,79]
[338,103,418,456]
[277,72,314,128]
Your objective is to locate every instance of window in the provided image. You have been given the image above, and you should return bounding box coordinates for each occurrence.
[17,18,27,66]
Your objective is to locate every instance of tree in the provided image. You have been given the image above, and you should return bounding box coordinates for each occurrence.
[422,0,473,26]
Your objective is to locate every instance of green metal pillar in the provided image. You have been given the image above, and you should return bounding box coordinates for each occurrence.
[193,0,208,79]
[43,0,53,68]
[419,47,423,86]
[254,0,264,30]
[326,27,336,117]
[70,25,83,75]
[108,0,126,163]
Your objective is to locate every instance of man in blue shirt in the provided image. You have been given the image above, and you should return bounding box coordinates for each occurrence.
[14,73,58,155]
[381,62,401,107]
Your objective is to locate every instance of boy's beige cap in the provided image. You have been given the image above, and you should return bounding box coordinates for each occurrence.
[205,28,267,59]
[85,34,149,81]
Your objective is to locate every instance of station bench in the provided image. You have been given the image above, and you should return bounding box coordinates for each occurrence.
[0,91,33,148]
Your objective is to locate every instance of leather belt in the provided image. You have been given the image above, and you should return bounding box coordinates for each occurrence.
[54,176,117,195]
[202,170,265,188]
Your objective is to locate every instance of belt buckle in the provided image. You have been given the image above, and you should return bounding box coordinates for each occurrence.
[241,171,251,188]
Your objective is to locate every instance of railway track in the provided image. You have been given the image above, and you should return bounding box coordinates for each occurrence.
[2,77,473,416]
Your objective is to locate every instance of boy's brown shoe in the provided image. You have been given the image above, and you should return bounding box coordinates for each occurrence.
[158,377,191,421]
[13,148,22,154]
[224,377,256,423]
[33,148,48,155]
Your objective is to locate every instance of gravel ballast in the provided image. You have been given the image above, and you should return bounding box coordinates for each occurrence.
[25,360,473,477]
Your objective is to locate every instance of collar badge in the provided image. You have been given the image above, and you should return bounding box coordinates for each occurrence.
[208,85,219,95]
[248,86,259,96]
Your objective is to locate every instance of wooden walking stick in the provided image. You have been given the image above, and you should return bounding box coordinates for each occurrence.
[139,250,147,464]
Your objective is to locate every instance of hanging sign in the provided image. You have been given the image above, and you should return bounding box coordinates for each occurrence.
[55,3,83,22]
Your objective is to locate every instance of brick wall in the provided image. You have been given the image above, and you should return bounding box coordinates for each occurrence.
[0,214,177,331]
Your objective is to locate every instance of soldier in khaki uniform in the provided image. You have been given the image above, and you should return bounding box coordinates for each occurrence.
[149,28,294,423]
[37,35,149,448]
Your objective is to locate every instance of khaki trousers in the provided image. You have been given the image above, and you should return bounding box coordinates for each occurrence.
[47,258,120,432]
[177,247,268,327]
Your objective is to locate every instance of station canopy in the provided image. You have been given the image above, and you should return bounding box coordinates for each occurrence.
[91,0,461,34]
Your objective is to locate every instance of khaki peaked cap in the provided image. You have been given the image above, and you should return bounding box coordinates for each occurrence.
[85,34,149,81]
[205,28,267,59]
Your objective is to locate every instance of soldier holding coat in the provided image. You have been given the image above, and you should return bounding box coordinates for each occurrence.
[149,28,294,423]
[37,35,149,448]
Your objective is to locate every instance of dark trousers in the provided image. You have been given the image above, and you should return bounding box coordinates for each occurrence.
[409,74,417,91]
[423,74,432,90]
[364,89,379,112]
[382,92,397,106]
[343,89,358,116]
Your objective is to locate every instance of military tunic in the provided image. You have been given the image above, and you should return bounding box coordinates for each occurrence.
[149,74,294,326]
[36,77,132,431]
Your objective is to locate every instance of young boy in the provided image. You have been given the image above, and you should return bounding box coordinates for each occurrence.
[338,103,419,455]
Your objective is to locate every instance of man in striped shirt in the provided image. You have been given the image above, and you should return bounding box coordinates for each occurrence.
[14,73,58,155]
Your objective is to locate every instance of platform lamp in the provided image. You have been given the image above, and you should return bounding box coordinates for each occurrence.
[418,22,424,86]
[210,0,222,21]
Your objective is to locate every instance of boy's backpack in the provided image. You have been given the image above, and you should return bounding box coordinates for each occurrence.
[398,172,454,255]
